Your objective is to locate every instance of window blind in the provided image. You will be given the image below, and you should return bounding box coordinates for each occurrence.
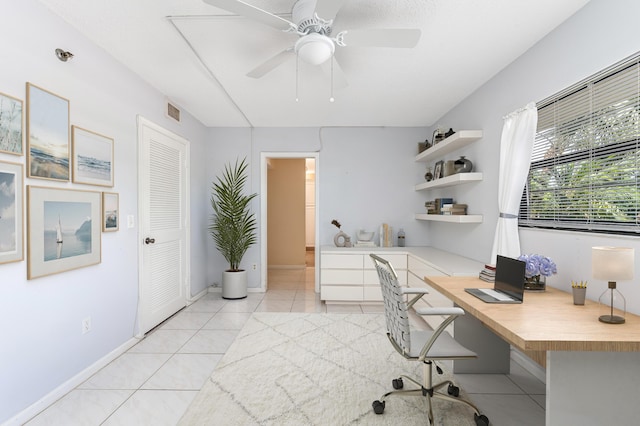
[519,53,640,234]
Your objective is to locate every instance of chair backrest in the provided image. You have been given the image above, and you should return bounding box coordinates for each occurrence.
[370,254,411,354]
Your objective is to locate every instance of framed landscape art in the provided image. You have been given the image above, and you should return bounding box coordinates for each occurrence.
[0,92,23,155]
[102,192,119,232]
[26,83,70,181]
[72,126,114,187]
[27,186,101,279]
[0,161,23,264]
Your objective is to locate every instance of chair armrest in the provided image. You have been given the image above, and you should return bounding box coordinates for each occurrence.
[415,307,465,316]
[400,288,429,295]
[400,287,429,310]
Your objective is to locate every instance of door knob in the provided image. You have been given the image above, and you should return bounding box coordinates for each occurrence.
[145,237,155,244]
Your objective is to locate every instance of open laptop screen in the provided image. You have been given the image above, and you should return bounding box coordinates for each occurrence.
[494,255,526,301]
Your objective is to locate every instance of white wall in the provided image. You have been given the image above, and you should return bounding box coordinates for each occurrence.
[429,0,640,312]
[206,126,430,288]
[0,1,209,422]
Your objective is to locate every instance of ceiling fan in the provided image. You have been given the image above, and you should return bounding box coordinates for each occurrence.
[202,0,421,81]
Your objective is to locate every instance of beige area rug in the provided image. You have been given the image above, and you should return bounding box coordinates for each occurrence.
[179,313,477,426]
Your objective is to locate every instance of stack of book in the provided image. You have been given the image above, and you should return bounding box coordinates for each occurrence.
[441,203,468,215]
[479,264,496,282]
[425,198,454,215]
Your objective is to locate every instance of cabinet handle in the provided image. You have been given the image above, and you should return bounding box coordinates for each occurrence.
[145,237,155,244]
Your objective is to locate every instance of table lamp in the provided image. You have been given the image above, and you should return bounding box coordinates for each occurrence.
[592,246,634,324]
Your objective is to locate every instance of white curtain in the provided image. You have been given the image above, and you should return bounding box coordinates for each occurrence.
[489,102,538,264]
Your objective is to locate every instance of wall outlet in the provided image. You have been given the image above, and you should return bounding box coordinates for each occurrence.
[82,317,91,334]
[212,282,220,288]
[252,264,257,270]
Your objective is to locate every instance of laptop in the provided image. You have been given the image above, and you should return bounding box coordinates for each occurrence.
[465,255,526,304]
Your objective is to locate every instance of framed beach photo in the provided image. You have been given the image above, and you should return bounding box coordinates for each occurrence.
[26,83,70,181]
[0,161,24,264]
[0,92,23,155]
[27,186,101,279]
[72,126,114,187]
[102,192,119,232]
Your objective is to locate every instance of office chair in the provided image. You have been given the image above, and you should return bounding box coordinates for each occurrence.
[369,254,489,426]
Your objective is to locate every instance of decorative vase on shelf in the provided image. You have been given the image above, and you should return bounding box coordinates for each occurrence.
[424,168,433,182]
[524,275,546,291]
[454,156,473,173]
[334,231,349,247]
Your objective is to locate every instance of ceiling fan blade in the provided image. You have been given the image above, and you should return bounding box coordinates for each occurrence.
[339,29,421,48]
[203,0,295,31]
[320,58,348,89]
[246,48,295,78]
[314,0,348,20]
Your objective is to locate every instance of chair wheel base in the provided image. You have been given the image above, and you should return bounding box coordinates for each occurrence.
[447,383,460,397]
[372,400,385,414]
[392,378,404,389]
[474,413,489,426]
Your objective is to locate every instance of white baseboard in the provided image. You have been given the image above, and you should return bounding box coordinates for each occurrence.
[5,337,140,426]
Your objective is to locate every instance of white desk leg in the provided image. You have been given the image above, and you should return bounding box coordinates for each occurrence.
[453,304,510,373]
[547,351,640,425]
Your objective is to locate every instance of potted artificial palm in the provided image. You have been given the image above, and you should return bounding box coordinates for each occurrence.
[209,158,257,299]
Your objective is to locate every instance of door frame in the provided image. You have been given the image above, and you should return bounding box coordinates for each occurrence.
[260,152,319,292]
[136,116,190,336]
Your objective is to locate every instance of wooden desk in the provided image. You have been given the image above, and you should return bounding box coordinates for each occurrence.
[424,275,640,426]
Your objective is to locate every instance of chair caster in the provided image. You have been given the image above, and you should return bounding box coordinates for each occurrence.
[372,400,385,414]
[392,378,404,389]
[474,413,489,426]
[447,383,460,397]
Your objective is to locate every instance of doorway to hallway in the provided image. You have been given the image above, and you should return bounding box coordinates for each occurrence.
[260,152,319,293]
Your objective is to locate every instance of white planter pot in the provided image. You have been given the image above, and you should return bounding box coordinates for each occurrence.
[222,270,248,299]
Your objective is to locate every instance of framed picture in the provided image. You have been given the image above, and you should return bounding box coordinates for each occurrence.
[27,186,101,279]
[433,160,444,180]
[102,192,119,232]
[0,92,23,155]
[0,161,23,264]
[26,83,70,181]
[72,126,114,187]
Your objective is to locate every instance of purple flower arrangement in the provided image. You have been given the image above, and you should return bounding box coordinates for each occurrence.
[517,254,557,278]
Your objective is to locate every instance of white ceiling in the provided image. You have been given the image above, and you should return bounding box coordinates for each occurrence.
[38,0,590,128]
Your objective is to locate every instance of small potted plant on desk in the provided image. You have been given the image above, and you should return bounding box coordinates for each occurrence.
[518,254,557,291]
[209,158,257,299]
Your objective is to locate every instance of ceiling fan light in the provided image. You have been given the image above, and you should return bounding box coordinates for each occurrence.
[295,33,335,65]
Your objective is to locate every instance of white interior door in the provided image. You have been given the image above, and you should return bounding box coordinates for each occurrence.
[137,117,189,335]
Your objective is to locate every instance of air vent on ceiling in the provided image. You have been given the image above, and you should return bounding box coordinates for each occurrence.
[166,100,181,123]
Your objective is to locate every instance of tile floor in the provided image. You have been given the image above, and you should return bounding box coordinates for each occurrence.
[26,262,545,425]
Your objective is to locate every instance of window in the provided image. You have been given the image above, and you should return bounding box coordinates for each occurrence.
[519,53,640,234]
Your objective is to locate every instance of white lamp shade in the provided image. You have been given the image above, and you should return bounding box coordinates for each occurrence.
[295,33,335,65]
[592,246,634,281]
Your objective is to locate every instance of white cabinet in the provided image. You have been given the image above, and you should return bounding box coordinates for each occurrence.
[320,249,406,303]
[407,255,451,330]
[415,130,483,223]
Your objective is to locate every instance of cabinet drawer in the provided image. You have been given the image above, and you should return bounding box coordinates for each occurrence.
[364,269,407,286]
[321,254,364,269]
[321,269,363,285]
[408,257,446,280]
[363,285,382,301]
[321,285,363,301]
[365,254,407,270]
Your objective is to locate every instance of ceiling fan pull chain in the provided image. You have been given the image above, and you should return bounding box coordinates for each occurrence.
[329,56,335,103]
[296,53,300,102]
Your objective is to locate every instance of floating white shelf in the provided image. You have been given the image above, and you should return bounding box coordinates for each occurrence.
[414,213,483,223]
[415,172,483,191]
[415,130,483,163]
